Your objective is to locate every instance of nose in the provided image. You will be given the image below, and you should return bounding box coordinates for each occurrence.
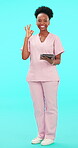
[40,22,45,25]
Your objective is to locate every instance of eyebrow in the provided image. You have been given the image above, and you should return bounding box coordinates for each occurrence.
[37,18,49,21]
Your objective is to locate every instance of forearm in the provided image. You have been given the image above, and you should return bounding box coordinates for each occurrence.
[22,37,30,60]
[51,58,61,65]
[45,57,61,65]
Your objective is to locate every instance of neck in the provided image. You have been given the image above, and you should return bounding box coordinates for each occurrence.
[39,30,49,36]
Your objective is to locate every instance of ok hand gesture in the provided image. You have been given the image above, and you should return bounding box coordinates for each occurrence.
[24,24,34,39]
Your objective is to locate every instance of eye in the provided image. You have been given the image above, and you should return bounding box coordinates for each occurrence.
[37,19,48,22]
[37,19,41,22]
[44,20,47,22]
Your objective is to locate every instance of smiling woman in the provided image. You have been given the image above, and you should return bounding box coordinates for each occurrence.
[21,6,64,146]
[35,7,52,42]
[36,13,50,32]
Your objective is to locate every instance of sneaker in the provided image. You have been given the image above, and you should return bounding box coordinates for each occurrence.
[41,138,54,145]
[31,137,43,144]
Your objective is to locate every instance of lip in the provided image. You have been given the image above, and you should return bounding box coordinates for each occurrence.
[39,26,46,29]
[38,25,47,30]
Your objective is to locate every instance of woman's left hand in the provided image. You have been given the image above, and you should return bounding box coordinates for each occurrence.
[40,53,61,65]
[40,56,53,64]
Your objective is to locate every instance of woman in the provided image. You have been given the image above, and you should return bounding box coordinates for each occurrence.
[21,6,64,146]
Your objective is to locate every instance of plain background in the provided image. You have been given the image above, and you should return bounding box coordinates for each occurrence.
[0,0,78,148]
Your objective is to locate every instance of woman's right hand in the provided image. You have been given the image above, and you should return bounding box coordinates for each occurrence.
[24,24,34,39]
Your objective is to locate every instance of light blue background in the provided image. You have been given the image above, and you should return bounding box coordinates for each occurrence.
[0,0,78,148]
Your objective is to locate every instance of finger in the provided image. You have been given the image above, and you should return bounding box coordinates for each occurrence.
[31,30,34,34]
[28,24,31,30]
[41,57,45,60]
[44,56,49,59]
[26,25,29,30]
[42,56,46,59]
[43,57,48,61]
[24,25,27,30]
[24,27,26,30]
[29,24,31,28]
[27,25,28,29]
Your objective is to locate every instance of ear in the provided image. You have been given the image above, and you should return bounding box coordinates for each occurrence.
[48,20,50,26]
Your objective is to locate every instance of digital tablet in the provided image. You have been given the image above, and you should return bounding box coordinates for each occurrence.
[40,54,55,59]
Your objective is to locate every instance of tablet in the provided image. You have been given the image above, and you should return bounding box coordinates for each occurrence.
[40,54,55,59]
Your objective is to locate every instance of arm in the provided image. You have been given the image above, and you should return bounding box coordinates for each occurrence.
[22,37,30,60]
[52,53,61,65]
[22,24,34,60]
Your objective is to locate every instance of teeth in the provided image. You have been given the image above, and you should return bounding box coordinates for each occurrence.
[40,26,45,27]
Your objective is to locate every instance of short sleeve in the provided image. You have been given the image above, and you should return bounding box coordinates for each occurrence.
[20,46,23,51]
[54,36,64,55]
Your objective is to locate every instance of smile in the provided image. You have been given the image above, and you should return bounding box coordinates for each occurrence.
[40,26,45,27]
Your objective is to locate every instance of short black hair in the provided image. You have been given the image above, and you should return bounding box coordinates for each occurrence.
[34,6,53,20]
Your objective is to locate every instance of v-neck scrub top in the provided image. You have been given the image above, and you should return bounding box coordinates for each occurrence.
[23,33,64,82]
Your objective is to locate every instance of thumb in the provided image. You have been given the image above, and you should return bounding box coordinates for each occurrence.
[31,30,34,34]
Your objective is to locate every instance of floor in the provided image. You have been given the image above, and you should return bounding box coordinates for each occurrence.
[0,95,78,148]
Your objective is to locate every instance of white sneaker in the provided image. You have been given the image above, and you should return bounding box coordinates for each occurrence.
[31,137,43,144]
[41,138,54,145]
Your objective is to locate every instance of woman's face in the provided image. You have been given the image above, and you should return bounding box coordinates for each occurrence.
[36,13,50,31]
